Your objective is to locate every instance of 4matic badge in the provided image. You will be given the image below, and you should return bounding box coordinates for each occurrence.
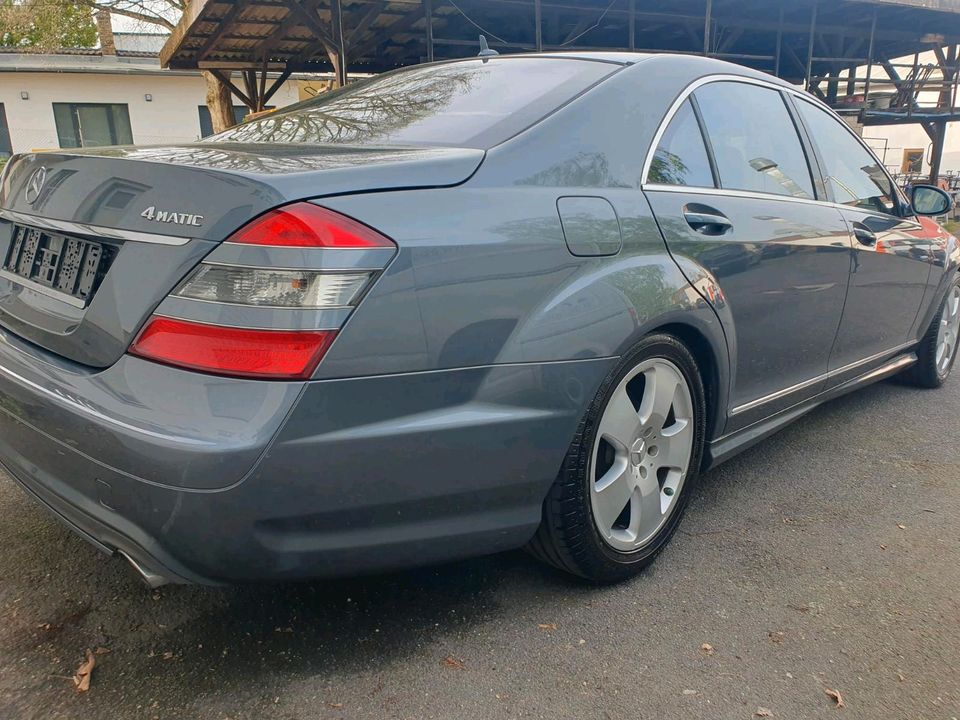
[140,206,204,227]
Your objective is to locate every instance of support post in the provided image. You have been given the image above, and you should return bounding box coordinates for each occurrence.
[863,10,876,115]
[425,0,435,60]
[534,0,542,51]
[703,0,712,56]
[929,120,947,184]
[628,0,635,52]
[331,0,347,87]
[774,4,783,77]
[805,1,817,91]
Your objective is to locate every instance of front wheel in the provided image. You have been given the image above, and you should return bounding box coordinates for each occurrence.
[527,334,706,583]
[901,279,960,388]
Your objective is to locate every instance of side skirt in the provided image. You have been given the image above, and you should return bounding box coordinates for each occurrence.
[704,351,917,471]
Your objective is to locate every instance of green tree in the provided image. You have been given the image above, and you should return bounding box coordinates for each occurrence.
[0,0,97,50]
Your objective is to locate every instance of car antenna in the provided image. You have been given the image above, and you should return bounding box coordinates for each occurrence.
[478,35,499,59]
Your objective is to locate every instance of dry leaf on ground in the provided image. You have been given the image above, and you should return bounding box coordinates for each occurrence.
[442,656,466,670]
[73,649,96,693]
[896,523,906,530]
[537,623,557,631]
[700,643,715,655]
[825,688,845,708]
[755,708,773,717]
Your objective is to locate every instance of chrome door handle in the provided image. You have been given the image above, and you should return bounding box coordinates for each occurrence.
[683,210,732,236]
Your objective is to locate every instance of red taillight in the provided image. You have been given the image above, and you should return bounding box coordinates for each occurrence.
[229,202,394,248]
[130,317,336,379]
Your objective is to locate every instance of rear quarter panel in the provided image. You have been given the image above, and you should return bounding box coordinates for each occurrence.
[315,58,733,432]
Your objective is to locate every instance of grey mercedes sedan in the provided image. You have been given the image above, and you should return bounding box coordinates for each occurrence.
[0,52,955,586]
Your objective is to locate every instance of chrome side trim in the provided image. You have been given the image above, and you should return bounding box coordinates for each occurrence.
[0,209,192,246]
[641,184,923,229]
[730,342,916,415]
[0,269,86,309]
[730,373,828,416]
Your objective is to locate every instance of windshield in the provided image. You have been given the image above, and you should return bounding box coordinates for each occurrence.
[205,57,618,149]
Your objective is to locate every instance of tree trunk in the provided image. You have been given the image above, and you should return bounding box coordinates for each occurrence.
[203,71,236,134]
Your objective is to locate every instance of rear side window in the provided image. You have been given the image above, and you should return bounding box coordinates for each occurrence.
[695,82,815,200]
[648,99,714,187]
[794,100,898,216]
[206,58,617,150]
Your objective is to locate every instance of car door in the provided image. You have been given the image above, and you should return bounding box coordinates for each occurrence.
[792,98,934,382]
[643,80,852,431]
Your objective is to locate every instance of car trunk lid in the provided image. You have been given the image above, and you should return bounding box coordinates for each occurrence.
[0,144,483,367]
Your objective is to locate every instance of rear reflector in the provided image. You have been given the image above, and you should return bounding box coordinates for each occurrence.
[130,317,336,379]
[229,203,395,248]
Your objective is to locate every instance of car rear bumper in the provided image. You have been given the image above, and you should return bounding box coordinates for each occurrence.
[0,331,612,583]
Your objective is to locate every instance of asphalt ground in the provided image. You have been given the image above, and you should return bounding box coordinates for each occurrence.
[0,376,957,719]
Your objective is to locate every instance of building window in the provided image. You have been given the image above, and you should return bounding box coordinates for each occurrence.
[53,103,133,148]
[198,106,251,138]
[901,148,924,174]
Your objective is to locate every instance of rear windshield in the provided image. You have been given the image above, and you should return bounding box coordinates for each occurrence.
[205,57,618,149]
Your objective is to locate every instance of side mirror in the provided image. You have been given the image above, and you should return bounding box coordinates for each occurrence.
[910,184,952,217]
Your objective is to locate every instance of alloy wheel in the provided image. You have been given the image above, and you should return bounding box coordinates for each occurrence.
[936,284,960,375]
[589,357,695,552]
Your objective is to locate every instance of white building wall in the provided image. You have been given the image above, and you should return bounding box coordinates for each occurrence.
[0,71,299,152]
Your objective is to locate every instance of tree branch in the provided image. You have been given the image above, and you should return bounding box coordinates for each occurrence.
[76,1,176,30]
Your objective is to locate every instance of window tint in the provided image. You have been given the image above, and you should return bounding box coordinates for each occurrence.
[207,58,616,150]
[695,82,814,199]
[53,103,132,148]
[795,100,898,216]
[648,99,714,187]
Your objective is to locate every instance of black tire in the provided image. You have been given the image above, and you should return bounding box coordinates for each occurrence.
[900,278,960,389]
[527,333,706,583]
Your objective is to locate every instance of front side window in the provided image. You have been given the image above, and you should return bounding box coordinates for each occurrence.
[53,103,133,148]
[795,100,898,216]
[695,82,815,200]
[647,99,714,187]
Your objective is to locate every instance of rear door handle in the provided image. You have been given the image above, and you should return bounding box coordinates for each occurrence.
[852,222,877,245]
[682,206,732,236]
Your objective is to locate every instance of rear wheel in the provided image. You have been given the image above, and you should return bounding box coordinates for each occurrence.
[527,334,705,583]
[901,279,960,388]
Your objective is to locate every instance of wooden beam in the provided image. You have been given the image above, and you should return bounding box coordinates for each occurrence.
[535,0,542,52]
[210,68,256,108]
[331,0,347,85]
[350,8,422,59]
[347,2,386,45]
[287,0,337,50]
[262,68,293,105]
[196,0,249,60]
[425,0,435,60]
[703,0,711,55]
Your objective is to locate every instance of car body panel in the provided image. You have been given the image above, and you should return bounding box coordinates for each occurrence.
[0,52,953,584]
[645,188,852,430]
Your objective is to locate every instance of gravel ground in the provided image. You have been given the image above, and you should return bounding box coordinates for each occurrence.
[0,377,957,720]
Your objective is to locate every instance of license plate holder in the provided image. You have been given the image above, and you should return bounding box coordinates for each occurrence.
[4,224,114,307]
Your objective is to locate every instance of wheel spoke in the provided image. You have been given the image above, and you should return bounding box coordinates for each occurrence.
[635,468,664,540]
[592,458,634,532]
[639,364,680,429]
[658,424,693,471]
[597,389,641,449]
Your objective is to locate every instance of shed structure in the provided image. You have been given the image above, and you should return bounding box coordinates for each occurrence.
[160,0,960,181]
